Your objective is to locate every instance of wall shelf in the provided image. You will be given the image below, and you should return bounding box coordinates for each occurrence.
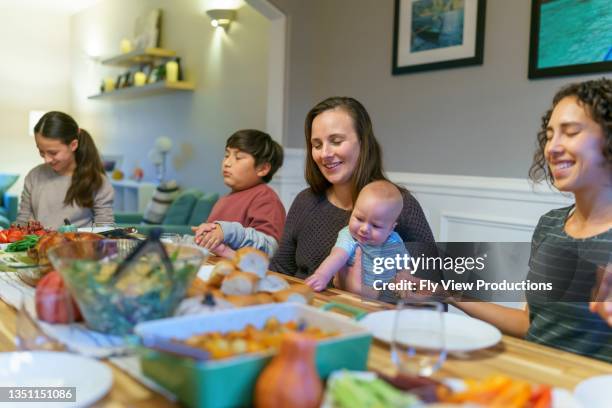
[102,47,176,67]
[88,80,195,100]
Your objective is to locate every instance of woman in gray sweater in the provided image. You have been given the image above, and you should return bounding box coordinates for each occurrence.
[270,97,434,282]
[17,111,114,229]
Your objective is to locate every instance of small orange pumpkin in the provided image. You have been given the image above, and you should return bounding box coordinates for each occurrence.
[35,270,82,324]
[254,332,323,408]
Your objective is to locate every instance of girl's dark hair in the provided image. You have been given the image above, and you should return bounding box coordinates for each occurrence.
[304,96,388,203]
[226,129,284,183]
[34,111,105,208]
[529,78,612,184]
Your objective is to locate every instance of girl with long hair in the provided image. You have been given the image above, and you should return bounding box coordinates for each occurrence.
[17,111,114,229]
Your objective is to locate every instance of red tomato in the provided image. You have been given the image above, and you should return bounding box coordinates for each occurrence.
[7,229,24,243]
[35,271,83,324]
[33,230,46,236]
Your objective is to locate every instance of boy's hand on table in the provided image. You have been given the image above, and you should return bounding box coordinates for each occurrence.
[193,223,225,249]
[192,222,216,239]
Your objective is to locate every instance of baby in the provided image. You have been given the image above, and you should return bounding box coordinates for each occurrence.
[306,180,409,292]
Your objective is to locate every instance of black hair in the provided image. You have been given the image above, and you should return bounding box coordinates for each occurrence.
[226,129,284,183]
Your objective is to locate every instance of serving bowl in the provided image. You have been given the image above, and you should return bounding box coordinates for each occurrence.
[0,251,48,286]
[47,239,206,335]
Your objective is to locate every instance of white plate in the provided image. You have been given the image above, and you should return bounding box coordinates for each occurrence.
[0,252,37,268]
[574,375,612,408]
[0,351,112,407]
[359,310,502,352]
[77,227,114,233]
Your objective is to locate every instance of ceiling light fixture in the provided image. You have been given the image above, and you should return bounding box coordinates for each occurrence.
[206,9,236,30]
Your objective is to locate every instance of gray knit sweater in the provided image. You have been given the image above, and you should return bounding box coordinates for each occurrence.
[270,188,435,279]
[16,164,114,229]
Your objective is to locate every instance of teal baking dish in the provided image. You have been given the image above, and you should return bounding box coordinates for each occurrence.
[135,303,372,408]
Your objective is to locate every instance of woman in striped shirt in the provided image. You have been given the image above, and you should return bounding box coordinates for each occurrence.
[455,78,612,362]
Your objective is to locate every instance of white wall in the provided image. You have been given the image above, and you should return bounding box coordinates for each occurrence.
[0,6,72,193]
[70,0,270,195]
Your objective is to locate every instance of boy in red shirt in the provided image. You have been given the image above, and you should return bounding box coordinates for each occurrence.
[193,129,285,257]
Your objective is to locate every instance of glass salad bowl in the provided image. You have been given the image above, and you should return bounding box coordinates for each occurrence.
[47,239,206,335]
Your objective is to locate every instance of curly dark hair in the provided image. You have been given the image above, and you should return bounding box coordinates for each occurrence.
[529,78,612,185]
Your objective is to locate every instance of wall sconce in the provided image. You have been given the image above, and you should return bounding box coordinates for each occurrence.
[206,9,236,30]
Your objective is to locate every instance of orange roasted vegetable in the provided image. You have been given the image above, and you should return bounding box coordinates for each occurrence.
[530,384,552,408]
[490,381,531,408]
[441,375,553,408]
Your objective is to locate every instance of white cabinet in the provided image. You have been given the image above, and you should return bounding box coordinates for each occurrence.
[111,180,156,213]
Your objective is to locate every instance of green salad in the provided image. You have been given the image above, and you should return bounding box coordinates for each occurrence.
[63,253,198,335]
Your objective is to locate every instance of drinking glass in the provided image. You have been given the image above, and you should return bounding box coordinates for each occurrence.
[391,301,446,376]
[15,293,73,351]
[160,233,181,244]
[91,221,116,233]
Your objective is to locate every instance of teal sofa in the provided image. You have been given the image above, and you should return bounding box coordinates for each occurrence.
[0,174,19,228]
[115,189,219,235]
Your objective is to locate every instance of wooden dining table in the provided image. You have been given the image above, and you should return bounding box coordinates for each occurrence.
[0,268,610,407]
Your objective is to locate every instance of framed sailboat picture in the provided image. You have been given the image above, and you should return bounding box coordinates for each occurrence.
[392,0,486,75]
[528,0,612,79]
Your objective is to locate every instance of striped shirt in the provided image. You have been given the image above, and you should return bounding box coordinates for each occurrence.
[526,206,612,363]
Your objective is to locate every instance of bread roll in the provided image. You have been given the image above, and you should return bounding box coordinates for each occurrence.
[208,260,236,287]
[254,292,275,305]
[234,247,269,279]
[272,285,314,305]
[256,273,290,293]
[221,270,260,296]
[288,284,315,304]
[225,294,261,307]
[187,278,212,297]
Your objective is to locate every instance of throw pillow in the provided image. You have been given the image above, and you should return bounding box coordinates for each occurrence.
[142,182,180,225]
[187,193,220,226]
[163,189,203,225]
[0,174,18,206]
[0,214,9,229]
